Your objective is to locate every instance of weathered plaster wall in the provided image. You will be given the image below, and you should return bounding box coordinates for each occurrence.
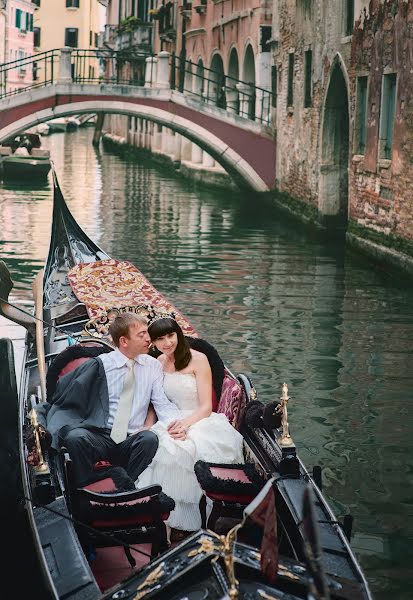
[273,0,369,212]
[349,0,413,254]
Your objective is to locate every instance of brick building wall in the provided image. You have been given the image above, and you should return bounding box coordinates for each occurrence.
[272,0,370,219]
[349,0,413,255]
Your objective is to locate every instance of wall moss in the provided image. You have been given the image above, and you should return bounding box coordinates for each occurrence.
[348,220,413,259]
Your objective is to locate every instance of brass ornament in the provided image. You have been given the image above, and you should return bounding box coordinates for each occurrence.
[278,383,293,447]
[29,409,50,474]
[133,563,164,599]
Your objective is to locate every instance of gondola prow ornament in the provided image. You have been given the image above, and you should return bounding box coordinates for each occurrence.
[278,383,293,447]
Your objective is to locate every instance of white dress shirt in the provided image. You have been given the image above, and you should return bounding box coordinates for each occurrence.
[100,348,180,434]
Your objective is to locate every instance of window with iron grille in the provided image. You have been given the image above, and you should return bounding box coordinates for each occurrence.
[343,0,354,36]
[379,73,397,160]
[354,76,368,154]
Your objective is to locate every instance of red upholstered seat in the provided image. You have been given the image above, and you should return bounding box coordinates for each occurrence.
[194,461,265,530]
[59,356,91,377]
[61,452,173,567]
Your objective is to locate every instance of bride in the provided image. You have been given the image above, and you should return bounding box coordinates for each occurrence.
[137,316,245,533]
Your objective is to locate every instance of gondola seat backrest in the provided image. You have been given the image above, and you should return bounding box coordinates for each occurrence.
[216,373,246,431]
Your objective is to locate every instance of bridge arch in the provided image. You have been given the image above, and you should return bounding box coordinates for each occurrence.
[0,96,272,191]
[319,54,350,227]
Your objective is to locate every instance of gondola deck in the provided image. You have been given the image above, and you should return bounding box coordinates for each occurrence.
[0,169,373,600]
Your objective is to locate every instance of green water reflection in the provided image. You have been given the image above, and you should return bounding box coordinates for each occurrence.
[1,128,412,599]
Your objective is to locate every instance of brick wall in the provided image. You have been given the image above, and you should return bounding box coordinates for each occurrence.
[349,0,413,246]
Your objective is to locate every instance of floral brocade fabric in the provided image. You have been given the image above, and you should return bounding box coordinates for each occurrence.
[67,259,196,336]
[217,374,246,430]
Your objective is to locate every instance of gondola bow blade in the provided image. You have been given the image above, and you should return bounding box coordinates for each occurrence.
[243,477,278,583]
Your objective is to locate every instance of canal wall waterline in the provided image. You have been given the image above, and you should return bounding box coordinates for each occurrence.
[102,131,413,281]
[265,189,413,281]
[101,132,237,192]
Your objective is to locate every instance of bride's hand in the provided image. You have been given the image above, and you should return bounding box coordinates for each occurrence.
[168,420,187,439]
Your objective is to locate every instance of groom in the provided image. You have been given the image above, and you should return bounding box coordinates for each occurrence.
[34,312,183,486]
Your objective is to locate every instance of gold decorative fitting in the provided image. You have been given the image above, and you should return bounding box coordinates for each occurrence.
[278,383,293,447]
[134,563,164,599]
[29,408,50,474]
[250,386,257,400]
[187,536,220,557]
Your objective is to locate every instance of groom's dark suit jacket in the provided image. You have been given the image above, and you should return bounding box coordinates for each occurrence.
[35,357,109,449]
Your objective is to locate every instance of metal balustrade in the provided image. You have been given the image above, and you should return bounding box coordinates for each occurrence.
[0,50,59,99]
[0,48,274,126]
[170,56,273,125]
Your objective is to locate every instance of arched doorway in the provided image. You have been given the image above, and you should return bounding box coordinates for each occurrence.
[227,48,239,114]
[242,44,256,119]
[209,53,226,109]
[319,59,349,228]
[193,59,204,99]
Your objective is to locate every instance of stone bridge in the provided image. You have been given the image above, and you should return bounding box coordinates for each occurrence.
[0,51,276,191]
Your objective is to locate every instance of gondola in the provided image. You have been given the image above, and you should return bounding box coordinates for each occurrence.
[0,169,373,600]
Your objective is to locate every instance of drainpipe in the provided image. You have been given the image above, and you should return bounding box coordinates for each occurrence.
[178,1,186,92]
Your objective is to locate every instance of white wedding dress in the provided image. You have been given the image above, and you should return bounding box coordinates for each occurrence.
[137,372,245,531]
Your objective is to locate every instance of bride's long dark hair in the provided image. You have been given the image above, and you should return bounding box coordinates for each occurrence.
[148,317,191,371]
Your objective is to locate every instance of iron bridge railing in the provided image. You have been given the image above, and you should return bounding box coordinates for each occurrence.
[0,49,274,126]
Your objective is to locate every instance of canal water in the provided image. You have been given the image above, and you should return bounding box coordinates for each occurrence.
[1,128,412,599]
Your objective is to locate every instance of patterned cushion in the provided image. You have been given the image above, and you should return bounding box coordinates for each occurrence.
[217,374,246,430]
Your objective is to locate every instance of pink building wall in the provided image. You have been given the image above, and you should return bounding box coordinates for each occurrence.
[6,0,34,93]
[151,1,273,117]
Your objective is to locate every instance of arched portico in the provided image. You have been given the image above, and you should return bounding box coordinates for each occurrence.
[241,44,256,120]
[319,57,350,227]
[227,48,240,115]
[209,53,226,108]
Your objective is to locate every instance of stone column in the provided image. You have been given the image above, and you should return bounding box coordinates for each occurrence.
[58,47,73,84]
[255,51,272,125]
[161,127,169,153]
[156,51,170,89]
[226,87,239,114]
[191,143,202,164]
[145,56,157,88]
[202,152,215,168]
[181,137,192,161]
[174,133,182,163]
[153,124,162,151]
[236,83,252,120]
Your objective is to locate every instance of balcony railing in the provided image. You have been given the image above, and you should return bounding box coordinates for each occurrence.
[116,25,152,51]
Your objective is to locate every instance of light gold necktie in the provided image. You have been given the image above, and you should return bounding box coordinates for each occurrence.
[111,358,135,444]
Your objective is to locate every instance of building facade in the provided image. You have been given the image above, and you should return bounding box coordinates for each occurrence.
[33,0,104,84]
[5,0,35,93]
[101,0,274,186]
[0,1,6,67]
[271,0,413,265]
[348,0,413,259]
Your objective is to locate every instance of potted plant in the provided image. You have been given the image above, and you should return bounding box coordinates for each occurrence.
[118,16,142,33]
